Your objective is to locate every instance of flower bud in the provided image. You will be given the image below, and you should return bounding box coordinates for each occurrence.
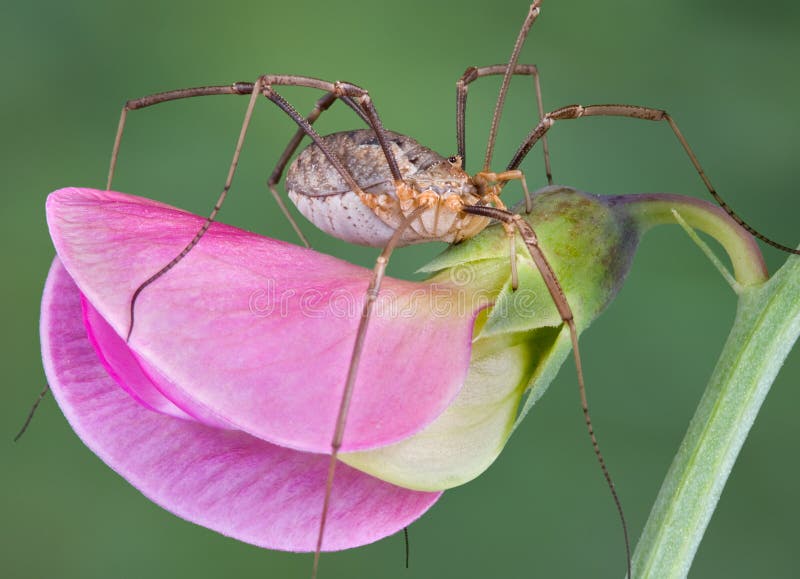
[342,185,766,490]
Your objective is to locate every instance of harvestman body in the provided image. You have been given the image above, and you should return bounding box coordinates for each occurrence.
[22,1,800,578]
[286,130,490,247]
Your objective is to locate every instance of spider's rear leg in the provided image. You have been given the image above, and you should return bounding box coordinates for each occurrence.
[105,82,317,259]
[267,92,374,248]
[124,79,267,340]
[107,83,256,190]
[106,82,386,250]
[123,75,405,339]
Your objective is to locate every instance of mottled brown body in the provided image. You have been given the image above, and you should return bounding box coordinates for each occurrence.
[286,130,490,247]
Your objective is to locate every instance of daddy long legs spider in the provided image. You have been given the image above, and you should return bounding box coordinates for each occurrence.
[23,1,800,578]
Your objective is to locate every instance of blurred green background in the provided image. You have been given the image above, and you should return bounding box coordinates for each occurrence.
[2,0,799,577]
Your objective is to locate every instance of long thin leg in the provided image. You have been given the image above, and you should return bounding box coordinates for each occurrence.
[106,82,318,247]
[117,76,419,577]
[268,92,372,189]
[457,63,550,182]
[312,206,427,579]
[257,80,401,199]
[106,83,255,190]
[13,385,50,442]
[507,103,800,255]
[264,79,423,576]
[460,203,632,579]
[125,75,407,339]
[106,80,394,249]
[125,78,266,340]
[403,526,410,568]
[266,92,373,248]
[484,0,543,172]
[261,75,404,184]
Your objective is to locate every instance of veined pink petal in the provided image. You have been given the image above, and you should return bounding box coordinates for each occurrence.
[41,258,441,551]
[47,188,476,453]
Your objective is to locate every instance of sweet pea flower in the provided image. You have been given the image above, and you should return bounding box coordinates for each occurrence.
[41,185,764,552]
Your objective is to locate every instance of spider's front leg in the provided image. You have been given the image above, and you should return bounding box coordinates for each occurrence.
[507,102,800,255]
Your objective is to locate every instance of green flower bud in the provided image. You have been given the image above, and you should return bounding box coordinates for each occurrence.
[342,185,766,491]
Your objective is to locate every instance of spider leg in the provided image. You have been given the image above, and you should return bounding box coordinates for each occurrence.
[508,103,800,255]
[461,202,632,579]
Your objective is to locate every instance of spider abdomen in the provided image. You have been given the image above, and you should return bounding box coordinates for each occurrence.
[286,129,488,247]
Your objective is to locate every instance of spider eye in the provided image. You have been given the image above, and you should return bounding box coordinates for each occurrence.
[445,155,463,169]
[433,156,462,170]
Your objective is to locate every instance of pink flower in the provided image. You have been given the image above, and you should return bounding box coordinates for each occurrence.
[43,188,483,551]
[47,185,694,552]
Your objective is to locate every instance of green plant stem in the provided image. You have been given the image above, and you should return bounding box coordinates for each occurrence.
[620,194,768,287]
[631,253,800,578]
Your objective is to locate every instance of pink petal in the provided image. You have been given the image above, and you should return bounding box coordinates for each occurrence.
[47,188,476,453]
[41,258,441,551]
[83,295,235,428]
[81,296,202,423]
